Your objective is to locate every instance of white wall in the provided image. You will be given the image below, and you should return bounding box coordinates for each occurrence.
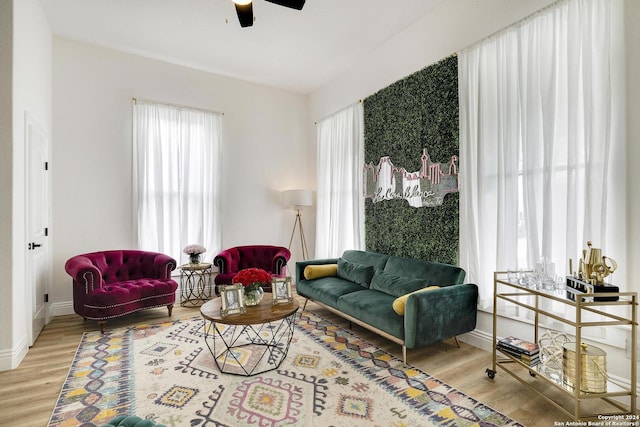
[0,0,14,367]
[51,38,312,313]
[0,0,52,370]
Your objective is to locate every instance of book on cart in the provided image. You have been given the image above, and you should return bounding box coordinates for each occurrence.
[496,343,541,366]
[497,336,539,356]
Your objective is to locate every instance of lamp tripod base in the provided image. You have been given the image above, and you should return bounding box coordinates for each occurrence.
[288,209,309,260]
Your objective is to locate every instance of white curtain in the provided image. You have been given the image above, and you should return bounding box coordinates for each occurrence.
[315,102,365,258]
[459,0,625,309]
[133,100,222,264]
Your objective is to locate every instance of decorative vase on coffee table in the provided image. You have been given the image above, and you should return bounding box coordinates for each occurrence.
[232,268,271,307]
[244,286,264,306]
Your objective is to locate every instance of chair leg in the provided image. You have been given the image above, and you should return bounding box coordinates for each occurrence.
[167,304,174,317]
[453,336,461,348]
[302,299,309,311]
[98,321,106,334]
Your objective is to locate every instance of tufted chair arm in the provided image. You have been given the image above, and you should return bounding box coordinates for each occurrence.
[272,247,291,275]
[65,255,104,294]
[149,252,177,279]
[213,247,240,274]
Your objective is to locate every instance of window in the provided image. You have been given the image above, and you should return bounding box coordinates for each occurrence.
[459,0,626,312]
[133,99,222,264]
[315,102,365,258]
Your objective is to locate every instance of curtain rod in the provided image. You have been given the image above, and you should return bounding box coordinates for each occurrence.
[459,0,567,54]
[314,99,362,125]
[132,97,224,116]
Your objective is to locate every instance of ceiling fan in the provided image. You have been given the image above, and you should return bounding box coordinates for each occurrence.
[232,0,306,28]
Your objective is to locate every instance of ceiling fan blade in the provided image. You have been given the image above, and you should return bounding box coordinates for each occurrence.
[264,0,305,10]
[234,2,254,27]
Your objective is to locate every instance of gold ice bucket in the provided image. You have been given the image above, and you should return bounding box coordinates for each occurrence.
[562,342,607,393]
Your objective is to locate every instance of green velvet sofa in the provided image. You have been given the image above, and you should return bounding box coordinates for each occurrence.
[295,250,478,366]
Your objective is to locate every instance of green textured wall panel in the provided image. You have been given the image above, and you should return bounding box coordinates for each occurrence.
[363,55,459,264]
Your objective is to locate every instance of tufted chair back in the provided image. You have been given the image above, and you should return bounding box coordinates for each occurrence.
[76,250,175,285]
[213,245,291,289]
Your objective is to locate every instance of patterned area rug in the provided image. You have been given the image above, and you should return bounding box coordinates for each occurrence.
[49,310,521,427]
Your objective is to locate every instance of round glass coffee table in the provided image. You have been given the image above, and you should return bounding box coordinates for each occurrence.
[200,294,299,376]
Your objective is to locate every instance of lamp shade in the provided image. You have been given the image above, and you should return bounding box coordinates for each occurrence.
[282,189,313,208]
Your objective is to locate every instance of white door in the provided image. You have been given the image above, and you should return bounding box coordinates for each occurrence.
[26,113,51,346]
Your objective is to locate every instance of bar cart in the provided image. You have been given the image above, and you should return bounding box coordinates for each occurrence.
[486,271,637,420]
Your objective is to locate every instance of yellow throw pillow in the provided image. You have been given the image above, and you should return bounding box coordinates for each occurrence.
[304,264,338,280]
[392,286,440,315]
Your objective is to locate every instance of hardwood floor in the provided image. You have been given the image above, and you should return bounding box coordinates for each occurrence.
[0,296,628,427]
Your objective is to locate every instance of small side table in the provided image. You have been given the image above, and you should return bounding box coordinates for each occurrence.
[180,263,213,306]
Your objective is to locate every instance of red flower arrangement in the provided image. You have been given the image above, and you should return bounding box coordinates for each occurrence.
[232,268,272,293]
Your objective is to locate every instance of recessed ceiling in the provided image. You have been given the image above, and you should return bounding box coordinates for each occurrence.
[40,0,446,94]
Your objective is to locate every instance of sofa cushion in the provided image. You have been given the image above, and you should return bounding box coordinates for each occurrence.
[297,277,365,309]
[304,264,338,280]
[383,255,466,285]
[78,277,177,321]
[337,259,375,288]
[392,286,440,315]
[336,290,404,339]
[369,269,427,297]
[341,250,389,271]
[83,278,177,311]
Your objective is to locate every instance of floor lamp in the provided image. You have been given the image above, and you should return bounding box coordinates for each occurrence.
[283,189,312,260]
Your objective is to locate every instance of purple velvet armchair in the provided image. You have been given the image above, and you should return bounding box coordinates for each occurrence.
[65,250,178,333]
[213,245,291,292]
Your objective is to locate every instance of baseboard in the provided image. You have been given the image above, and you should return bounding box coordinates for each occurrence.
[459,328,494,353]
[49,301,75,317]
[0,335,28,371]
